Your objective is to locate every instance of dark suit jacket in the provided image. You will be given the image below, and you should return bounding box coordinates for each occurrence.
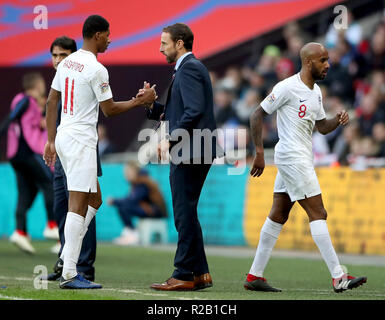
[147,54,223,163]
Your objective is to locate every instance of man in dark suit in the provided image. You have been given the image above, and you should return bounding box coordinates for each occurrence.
[146,23,222,291]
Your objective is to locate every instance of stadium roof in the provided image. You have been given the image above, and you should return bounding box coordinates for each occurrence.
[1,0,340,66]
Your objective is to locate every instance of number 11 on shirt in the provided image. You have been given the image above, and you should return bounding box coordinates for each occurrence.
[64,77,74,115]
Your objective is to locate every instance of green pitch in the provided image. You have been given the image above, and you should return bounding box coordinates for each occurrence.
[0,240,383,300]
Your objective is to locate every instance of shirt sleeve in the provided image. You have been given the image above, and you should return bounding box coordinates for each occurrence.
[260,81,288,114]
[51,68,61,91]
[90,66,113,102]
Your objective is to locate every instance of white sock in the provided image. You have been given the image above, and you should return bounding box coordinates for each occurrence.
[76,206,97,255]
[60,206,97,262]
[62,212,84,280]
[310,219,344,279]
[81,206,97,238]
[249,217,283,277]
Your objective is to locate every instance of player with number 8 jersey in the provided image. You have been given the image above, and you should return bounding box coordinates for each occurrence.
[245,42,366,293]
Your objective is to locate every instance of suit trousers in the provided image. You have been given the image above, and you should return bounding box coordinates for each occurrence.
[54,157,96,277]
[169,161,211,281]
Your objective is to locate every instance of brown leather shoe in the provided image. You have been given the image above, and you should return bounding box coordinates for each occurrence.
[194,273,213,290]
[150,277,195,291]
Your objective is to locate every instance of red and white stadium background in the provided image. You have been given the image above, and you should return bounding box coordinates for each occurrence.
[1,0,341,66]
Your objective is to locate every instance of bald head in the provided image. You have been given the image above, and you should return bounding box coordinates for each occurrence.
[299,42,330,82]
[300,42,327,64]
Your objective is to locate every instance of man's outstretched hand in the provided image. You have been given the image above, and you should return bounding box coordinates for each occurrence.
[136,81,158,107]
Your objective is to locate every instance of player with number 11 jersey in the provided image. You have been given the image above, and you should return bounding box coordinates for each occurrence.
[51,48,112,149]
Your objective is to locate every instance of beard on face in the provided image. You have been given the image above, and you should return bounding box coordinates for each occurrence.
[165,48,178,64]
[311,64,326,81]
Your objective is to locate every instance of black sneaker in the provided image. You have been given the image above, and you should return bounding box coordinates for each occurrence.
[244,273,282,292]
[40,258,63,281]
[333,274,367,293]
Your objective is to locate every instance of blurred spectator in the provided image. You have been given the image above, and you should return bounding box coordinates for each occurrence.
[333,121,362,165]
[6,72,57,254]
[275,57,295,81]
[322,47,353,102]
[365,22,385,71]
[98,123,117,158]
[255,45,281,89]
[350,136,379,157]
[284,35,303,72]
[107,161,167,246]
[213,86,239,127]
[234,88,261,126]
[355,93,385,136]
[372,122,385,157]
[209,70,218,88]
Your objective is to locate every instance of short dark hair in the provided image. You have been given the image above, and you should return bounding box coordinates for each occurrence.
[162,23,194,51]
[22,72,44,91]
[50,36,77,53]
[82,15,109,39]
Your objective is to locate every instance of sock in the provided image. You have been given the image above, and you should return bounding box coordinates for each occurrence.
[74,206,98,262]
[249,217,283,277]
[81,206,97,238]
[60,206,97,263]
[62,212,84,280]
[310,219,344,279]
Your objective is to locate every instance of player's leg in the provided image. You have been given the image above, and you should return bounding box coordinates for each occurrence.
[29,154,57,239]
[10,161,38,253]
[299,194,367,292]
[61,190,89,280]
[73,180,102,276]
[245,192,293,292]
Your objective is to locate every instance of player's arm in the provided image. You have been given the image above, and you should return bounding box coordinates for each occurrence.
[315,110,349,135]
[249,105,268,177]
[99,87,156,117]
[43,88,60,167]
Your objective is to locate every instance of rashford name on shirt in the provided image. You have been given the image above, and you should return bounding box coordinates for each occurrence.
[63,59,84,72]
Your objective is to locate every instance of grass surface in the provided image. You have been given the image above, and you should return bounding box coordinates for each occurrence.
[0,240,383,300]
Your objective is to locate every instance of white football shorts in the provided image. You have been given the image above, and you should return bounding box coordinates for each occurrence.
[55,130,97,193]
[273,163,321,202]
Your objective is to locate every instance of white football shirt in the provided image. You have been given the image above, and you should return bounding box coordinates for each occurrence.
[51,49,113,148]
[260,73,326,165]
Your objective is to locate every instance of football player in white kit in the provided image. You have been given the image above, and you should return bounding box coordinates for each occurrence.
[244,42,367,293]
[43,15,156,289]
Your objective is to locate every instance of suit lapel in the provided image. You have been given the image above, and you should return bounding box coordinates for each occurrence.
[164,53,195,119]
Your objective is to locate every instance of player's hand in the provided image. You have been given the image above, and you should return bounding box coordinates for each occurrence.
[250,152,265,177]
[136,82,158,105]
[43,141,56,167]
[157,139,170,162]
[107,197,114,206]
[337,110,349,126]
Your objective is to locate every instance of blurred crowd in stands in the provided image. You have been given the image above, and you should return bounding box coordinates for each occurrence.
[210,11,385,167]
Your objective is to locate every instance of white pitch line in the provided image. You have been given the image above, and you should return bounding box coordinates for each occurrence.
[0,275,33,281]
[102,287,207,300]
[0,294,34,300]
